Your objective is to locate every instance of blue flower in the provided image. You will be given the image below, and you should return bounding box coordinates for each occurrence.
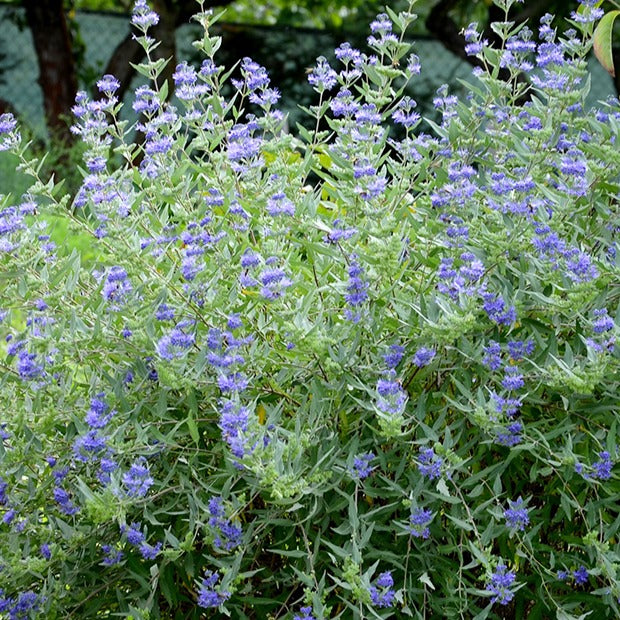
[350,453,376,480]
[413,347,436,368]
[409,508,433,539]
[383,345,404,369]
[418,447,442,480]
[53,486,79,515]
[501,366,524,391]
[131,0,159,29]
[504,497,530,531]
[85,393,114,429]
[102,266,132,309]
[495,421,523,447]
[369,570,395,608]
[482,293,516,327]
[482,341,502,370]
[591,451,613,480]
[101,544,124,566]
[308,57,338,92]
[376,376,407,416]
[592,309,614,333]
[573,565,589,585]
[197,570,230,608]
[156,323,195,360]
[293,606,316,620]
[122,457,153,497]
[207,496,242,551]
[486,562,516,605]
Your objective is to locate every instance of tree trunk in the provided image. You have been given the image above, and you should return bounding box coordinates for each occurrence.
[23,0,77,145]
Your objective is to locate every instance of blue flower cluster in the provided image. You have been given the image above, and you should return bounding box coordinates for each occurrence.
[369,571,396,608]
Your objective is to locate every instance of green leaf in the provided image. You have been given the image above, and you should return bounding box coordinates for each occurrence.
[593,10,620,77]
[418,571,436,590]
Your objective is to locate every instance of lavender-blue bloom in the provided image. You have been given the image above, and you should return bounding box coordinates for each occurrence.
[376,376,407,416]
[197,570,231,608]
[53,486,79,515]
[266,192,295,217]
[293,606,316,620]
[369,570,395,608]
[122,457,153,497]
[85,393,114,429]
[329,88,359,117]
[504,497,530,531]
[506,340,535,360]
[564,249,598,283]
[218,372,249,394]
[308,57,338,92]
[491,393,522,419]
[0,477,7,505]
[592,308,614,333]
[73,430,108,462]
[208,496,243,551]
[418,447,442,480]
[156,324,195,360]
[350,452,375,480]
[495,421,523,447]
[0,113,20,150]
[344,258,368,321]
[218,400,250,458]
[16,349,44,381]
[139,541,162,560]
[132,85,159,114]
[413,347,436,368]
[96,74,120,94]
[486,562,516,605]
[383,345,404,369]
[392,97,420,128]
[482,293,517,326]
[483,341,502,370]
[2,508,16,525]
[2,591,40,619]
[259,267,293,300]
[101,544,124,566]
[409,507,433,539]
[573,565,589,585]
[591,451,613,480]
[501,366,525,391]
[125,522,145,545]
[131,0,159,29]
[102,266,132,309]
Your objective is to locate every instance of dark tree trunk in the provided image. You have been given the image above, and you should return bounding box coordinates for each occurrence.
[23,0,77,144]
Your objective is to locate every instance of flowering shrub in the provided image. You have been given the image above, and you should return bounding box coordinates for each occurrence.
[1,0,619,618]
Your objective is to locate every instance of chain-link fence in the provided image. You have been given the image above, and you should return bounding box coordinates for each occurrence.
[0,2,616,137]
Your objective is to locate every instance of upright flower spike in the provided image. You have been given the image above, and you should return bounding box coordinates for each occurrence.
[349,452,376,480]
[369,571,396,608]
[131,0,159,30]
[486,562,516,606]
[409,508,434,539]
[197,571,230,609]
[504,497,530,531]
